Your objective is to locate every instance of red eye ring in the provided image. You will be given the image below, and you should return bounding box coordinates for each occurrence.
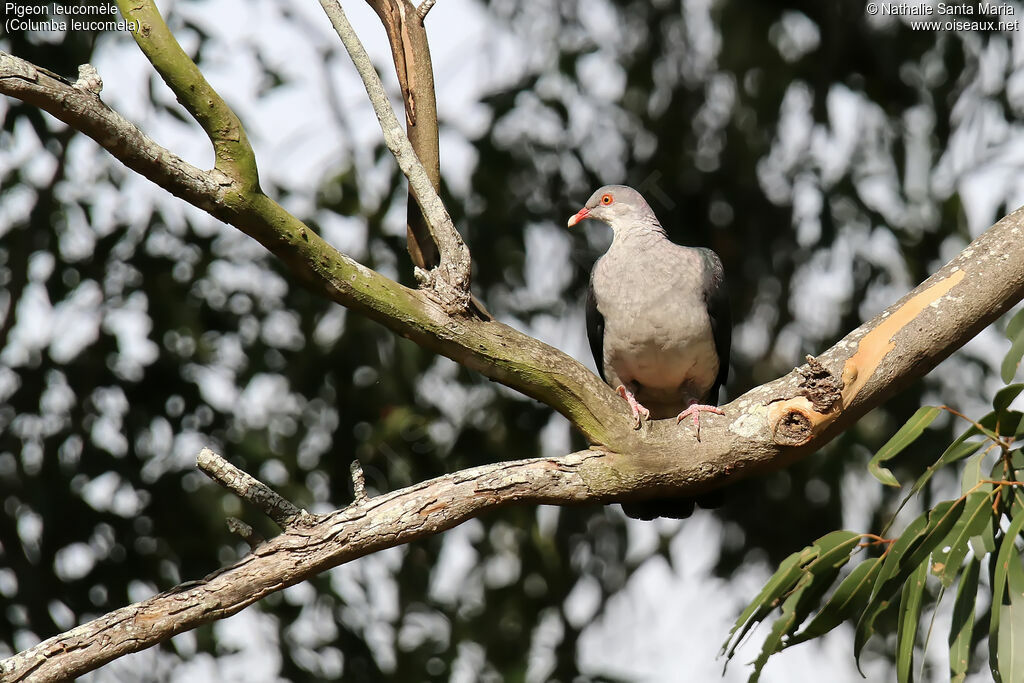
[601,194,613,205]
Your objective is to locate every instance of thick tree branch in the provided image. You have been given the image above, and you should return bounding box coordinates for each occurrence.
[319,0,472,311]
[0,53,228,212]
[3,208,1024,680]
[115,0,258,187]
[0,449,606,682]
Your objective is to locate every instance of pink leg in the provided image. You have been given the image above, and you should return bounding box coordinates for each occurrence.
[676,400,724,441]
[616,385,651,429]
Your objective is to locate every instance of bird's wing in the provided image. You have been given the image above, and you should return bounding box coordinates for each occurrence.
[585,269,606,382]
[698,247,731,403]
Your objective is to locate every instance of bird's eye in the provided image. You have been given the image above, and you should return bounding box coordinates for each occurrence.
[601,194,613,205]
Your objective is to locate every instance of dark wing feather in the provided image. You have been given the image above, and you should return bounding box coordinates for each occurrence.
[698,248,731,404]
[585,269,606,382]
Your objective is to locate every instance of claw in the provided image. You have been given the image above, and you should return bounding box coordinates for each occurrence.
[616,385,650,429]
[676,402,724,441]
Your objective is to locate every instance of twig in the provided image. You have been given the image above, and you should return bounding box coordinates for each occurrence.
[350,459,368,504]
[317,0,472,312]
[196,448,304,528]
[939,405,1006,449]
[226,517,265,548]
[857,533,895,548]
[417,0,438,20]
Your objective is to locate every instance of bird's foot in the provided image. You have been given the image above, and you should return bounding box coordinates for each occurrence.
[616,385,651,429]
[676,403,724,442]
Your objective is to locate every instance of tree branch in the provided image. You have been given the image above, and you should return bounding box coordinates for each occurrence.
[365,0,441,270]
[0,53,228,212]
[0,450,606,682]
[417,0,438,20]
[115,0,258,187]
[319,0,472,311]
[2,206,1024,679]
[197,448,304,527]
[0,50,626,445]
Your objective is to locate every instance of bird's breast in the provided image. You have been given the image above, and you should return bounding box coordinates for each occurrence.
[592,247,719,410]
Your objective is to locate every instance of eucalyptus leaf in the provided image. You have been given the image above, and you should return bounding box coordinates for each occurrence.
[791,557,882,645]
[994,384,1024,415]
[949,558,980,683]
[869,406,941,487]
[989,508,1024,682]
[933,490,997,588]
[998,602,1024,683]
[721,547,813,659]
[858,500,964,667]
[1009,308,1024,341]
[961,451,992,497]
[896,560,928,683]
[1003,314,1024,384]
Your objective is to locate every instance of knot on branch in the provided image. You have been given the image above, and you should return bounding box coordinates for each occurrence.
[772,406,814,446]
[73,63,103,95]
[797,355,842,413]
[415,264,471,314]
[226,517,264,549]
[350,459,369,504]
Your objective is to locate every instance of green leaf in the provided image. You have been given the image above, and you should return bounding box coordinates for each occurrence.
[785,531,863,618]
[790,557,882,645]
[1008,537,1024,600]
[1000,411,1024,440]
[729,531,861,681]
[747,574,813,682]
[886,430,988,538]
[723,531,863,665]
[1004,308,1024,384]
[721,547,812,659]
[1013,450,1024,479]
[990,507,1024,682]
[933,490,997,588]
[995,384,1024,415]
[949,557,980,683]
[998,601,1024,683]
[1004,334,1024,384]
[998,547,1024,683]
[961,451,992,497]
[857,500,965,666]
[869,406,942,487]
[896,560,928,683]
[876,500,965,600]
[1009,308,1024,341]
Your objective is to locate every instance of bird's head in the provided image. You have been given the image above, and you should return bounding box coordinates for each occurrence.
[567,185,661,236]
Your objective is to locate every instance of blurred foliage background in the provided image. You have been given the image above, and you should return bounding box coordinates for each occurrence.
[2,0,1023,680]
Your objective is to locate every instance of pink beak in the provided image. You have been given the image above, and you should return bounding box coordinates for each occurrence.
[567,207,590,227]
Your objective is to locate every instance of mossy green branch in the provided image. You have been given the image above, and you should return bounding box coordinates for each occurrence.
[0,50,629,447]
[238,193,630,445]
[116,0,258,188]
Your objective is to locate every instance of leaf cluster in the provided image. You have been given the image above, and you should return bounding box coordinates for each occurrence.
[723,308,1024,682]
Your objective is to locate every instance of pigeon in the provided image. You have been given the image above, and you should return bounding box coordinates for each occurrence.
[568,185,731,519]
